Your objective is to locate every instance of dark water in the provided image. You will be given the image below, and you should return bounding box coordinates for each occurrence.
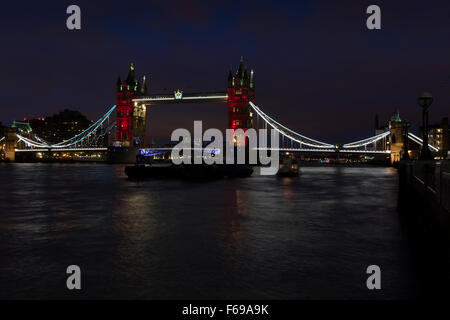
[0,163,420,299]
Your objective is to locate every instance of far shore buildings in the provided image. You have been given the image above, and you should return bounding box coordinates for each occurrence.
[420,117,449,159]
[24,109,93,145]
[8,109,105,148]
[8,109,107,152]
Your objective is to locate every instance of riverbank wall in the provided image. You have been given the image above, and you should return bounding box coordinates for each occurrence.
[398,160,450,296]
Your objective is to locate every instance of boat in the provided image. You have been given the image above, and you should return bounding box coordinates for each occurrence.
[218,164,253,178]
[178,164,223,180]
[125,149,254,180]
[277,153,300,177]
[124,163,176,179]
[125,163,253,180]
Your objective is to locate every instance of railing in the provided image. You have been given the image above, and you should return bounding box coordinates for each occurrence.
[442,171,450,212]
[408,160,450,213]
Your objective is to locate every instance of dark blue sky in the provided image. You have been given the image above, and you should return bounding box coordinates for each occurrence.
[0,0,449,143]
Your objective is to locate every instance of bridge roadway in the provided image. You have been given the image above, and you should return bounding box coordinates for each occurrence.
[15,147,108,152]
[133,92,228,106]
[138,147,391,155]
[14,146,390,155]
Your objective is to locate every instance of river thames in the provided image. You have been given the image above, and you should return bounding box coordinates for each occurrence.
[0,163,421,299]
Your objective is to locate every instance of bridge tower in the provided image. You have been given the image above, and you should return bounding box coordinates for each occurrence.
[389,110,408,163]
[115,63,147,147]
[227,57,255,134]
[3,128,18,161]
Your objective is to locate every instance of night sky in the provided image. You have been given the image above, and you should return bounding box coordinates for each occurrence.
[0,0,449,144]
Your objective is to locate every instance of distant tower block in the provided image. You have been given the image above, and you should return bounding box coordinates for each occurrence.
[116,63,147,147]
[227,57,255,134]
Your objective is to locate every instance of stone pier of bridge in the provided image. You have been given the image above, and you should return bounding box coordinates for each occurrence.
[1,129,18,162]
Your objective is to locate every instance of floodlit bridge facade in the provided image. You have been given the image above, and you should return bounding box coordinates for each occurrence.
[1,58,442,163]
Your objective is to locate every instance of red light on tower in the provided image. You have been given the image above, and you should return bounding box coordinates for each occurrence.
[115,63,147,147]
[227,56,255,134]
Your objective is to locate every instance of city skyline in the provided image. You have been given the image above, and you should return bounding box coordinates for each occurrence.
[0,0,449,144]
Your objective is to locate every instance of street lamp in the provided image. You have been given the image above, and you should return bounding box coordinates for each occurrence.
[418,92,433,160]
[402,121,410,160]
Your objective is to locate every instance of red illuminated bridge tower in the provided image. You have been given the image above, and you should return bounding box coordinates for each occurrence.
[227,57,255,132]
[116,63,147,147]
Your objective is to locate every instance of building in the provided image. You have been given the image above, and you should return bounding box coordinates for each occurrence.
[376,111,421,163]
[11,121,33,135]
[0,123,18,161]
[420,117,449,159]
[0,122,7,159]
[25,110,93,145]
[388,111,409,163]
[115,63,147,147]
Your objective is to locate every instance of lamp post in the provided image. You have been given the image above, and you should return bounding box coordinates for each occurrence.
[402,121,410,160]
[418,92,433,160]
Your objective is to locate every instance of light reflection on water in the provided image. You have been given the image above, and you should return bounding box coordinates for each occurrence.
[0,163,419,299]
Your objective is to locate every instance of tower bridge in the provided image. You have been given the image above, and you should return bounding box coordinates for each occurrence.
[114,57,253,149]
[4,57,442,164]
